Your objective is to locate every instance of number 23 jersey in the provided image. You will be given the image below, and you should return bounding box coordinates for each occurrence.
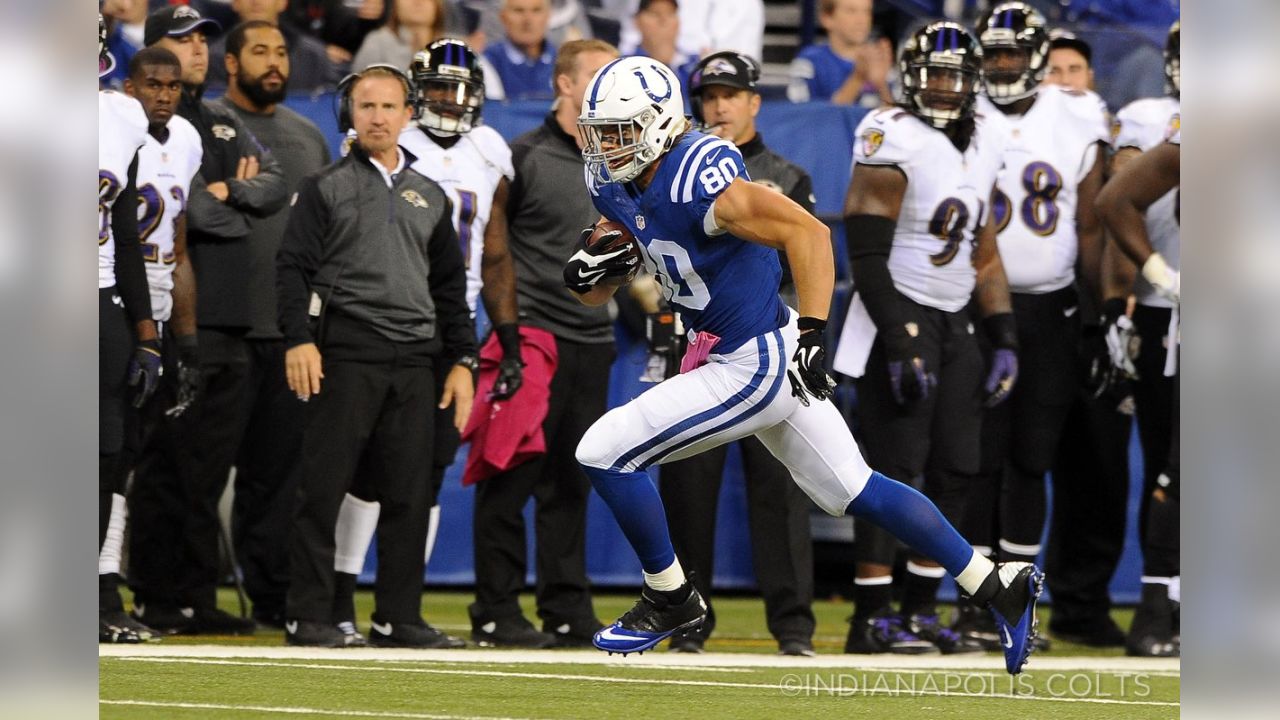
[587,131,787,353]
[852,107,1009,312]
[136,115,203,322]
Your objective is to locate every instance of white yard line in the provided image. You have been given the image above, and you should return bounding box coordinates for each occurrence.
[104,657,1179,707]
[100,699,536,720]
[100,643,1180,675]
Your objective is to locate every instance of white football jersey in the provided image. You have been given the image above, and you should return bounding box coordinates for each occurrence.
[98,91,149,289]
[1113,96,1181,308]
[851,107,1010,312]
[979,86,1110,294]
[136,115,203,322]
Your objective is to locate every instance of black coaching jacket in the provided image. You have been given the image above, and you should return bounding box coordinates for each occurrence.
[276,143,475,366]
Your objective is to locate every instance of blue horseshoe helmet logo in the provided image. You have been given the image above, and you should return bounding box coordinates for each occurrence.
[633,64,672,103]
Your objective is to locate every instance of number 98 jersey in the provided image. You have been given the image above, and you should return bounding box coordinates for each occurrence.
[586,131,786,353]
[852,107,1009,312]
[978,86,1110,294]
[137,115,203,322]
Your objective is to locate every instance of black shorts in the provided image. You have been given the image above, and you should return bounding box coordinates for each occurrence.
[855,297,984,478]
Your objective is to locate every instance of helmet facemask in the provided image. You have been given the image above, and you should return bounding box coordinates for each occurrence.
[577,57,687,185]
[417,76,483,135]
[902,62,980,129]
[978,3,1049,104]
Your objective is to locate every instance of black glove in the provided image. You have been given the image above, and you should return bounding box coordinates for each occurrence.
[490,324,524,400]
[563,226,640,294]
[982,313,1019,408]
[883,325,935,406]
[166,335,202,417]
[128,338,163,408]
[787,317,836,406]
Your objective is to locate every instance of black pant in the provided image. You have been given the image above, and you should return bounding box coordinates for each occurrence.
[984,288,1080,556]
[854,300,983,565]
[472,338,613,625]
[230,340,305,619]
[1044,384,1132,632]
[128,328,254,610]
[659,437,816,643]
[1131,304,1176,545]
[100,288,132,551]
[286,316,439,623]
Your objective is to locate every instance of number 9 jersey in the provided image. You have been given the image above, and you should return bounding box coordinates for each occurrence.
[136,115,203,323]
[851,106,1010,312]
[586,131,787,353]
[978,86,1110,294]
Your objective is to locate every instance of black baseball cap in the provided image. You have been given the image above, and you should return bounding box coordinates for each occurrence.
[145,5,222,47]
[689,51,761,95]
[1049,29,1092,65]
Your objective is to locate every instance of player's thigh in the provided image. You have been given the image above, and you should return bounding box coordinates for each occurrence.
[577,331,791,472]
[931,318,983,474]
[755,397,871,517]
[855,315,944,476]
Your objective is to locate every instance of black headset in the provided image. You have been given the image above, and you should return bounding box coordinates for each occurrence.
[335,63,417,133]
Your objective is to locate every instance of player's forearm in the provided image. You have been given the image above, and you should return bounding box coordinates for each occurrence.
[975,253,1013,318]
[1097,198,1154,266]
[784,227,835,322]
[480,251,519,327]
[1101,237,1137,301]
[170,256,198,338]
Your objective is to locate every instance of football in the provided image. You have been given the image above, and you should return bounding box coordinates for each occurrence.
[586,220,642,285]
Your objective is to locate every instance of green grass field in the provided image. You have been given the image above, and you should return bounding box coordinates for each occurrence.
[99,590,1179,719]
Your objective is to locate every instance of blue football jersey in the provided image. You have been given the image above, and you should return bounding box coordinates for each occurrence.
[587,131,787,352]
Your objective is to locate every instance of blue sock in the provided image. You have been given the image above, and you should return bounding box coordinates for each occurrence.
[583,465,676,574]
[845,471,973,577]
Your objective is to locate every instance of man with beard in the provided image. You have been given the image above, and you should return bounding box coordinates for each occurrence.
[210,20,333,629]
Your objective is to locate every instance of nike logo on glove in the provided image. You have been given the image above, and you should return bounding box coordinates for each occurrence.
[575,266,609,282]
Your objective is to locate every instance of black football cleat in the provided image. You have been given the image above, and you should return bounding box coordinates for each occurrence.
[985,562,1046,674]
[594,582,707,656]
[844,610,938,655]
[369,617,465,649]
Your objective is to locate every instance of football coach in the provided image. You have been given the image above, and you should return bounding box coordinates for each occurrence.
[276,64,477,647]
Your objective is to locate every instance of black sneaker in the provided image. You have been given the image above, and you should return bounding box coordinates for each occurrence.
[285,619,350,648]
[952,598,1001,651]
[593,582,707,656]
[844,611,938,655]
[1126,584,1178,657]
[252,606,287,630]
[369,617,466,649]
[908,613,984,654]
[189,606,257,636]
[336,621,368,648]
[131,601,194,635]
[470,605,556,648]
[777,637,817,657]
[100,611,145,644]
[543,616,605,648]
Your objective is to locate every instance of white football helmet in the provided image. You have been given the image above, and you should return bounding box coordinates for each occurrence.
[578,56,688,184]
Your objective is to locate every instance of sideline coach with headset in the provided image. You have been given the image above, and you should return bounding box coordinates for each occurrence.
[276,65,477,648]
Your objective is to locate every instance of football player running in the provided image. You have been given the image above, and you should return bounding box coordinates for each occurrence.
[1099,20,1181,657]
[961,1,1110,649]
[567,48,1043,674]
[330,40,521,649]
[831,21,1019,656]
